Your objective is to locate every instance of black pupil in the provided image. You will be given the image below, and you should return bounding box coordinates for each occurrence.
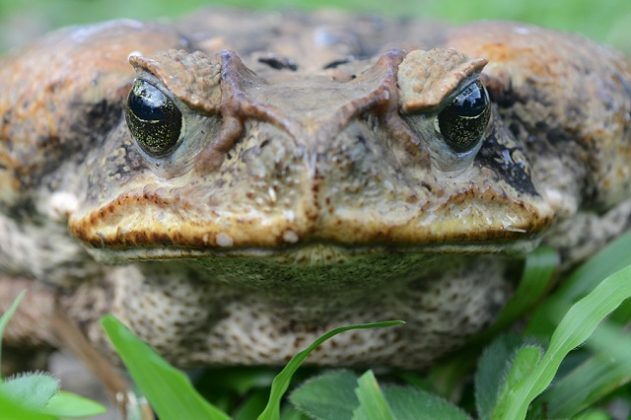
[128,81,170,121]
[126,79,182,157]
[451,82,487,117]
[437,80,490,153]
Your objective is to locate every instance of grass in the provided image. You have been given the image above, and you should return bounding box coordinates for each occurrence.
[1,235,630,419]
[0,0,629,53]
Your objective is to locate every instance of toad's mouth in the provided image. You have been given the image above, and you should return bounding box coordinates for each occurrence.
[68,182,554,263]
[69,205,552,266]
[84,238,541,265]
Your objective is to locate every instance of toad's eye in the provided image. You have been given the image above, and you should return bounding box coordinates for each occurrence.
[126,79,182,157]
[436,80,490,153]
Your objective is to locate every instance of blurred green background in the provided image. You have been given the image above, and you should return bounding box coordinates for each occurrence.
[0,0,629,53]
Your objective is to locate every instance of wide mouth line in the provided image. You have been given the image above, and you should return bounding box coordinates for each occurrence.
[85,237,541,263]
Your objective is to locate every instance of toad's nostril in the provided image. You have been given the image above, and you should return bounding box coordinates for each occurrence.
[257,55,298,71]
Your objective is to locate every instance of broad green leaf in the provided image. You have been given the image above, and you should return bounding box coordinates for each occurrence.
[0,290,26,370]
[42,391,107,417]
[289,370,359,420]
[101,315,230,420]
[1,372,59,408]
[493,264,631,420]
[474,335,523,420]
[280,405,308,420]
[0,386,54,420]
[382,385,469,420]
[257,320,404,420]
[351,370,394,420]
[527,233,631,338]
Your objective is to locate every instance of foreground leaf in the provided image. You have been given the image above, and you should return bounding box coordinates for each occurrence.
[42,391,107,417]
[291,370,467,420]
[0,388,55,420]
[101,315,230,420]
[493,264,631,419]
[383,386,469,420]
[257,320,404,420]
[290,370,359,420]
[1,373,59,409]
[474,335,523,420]
[352,371,394,420]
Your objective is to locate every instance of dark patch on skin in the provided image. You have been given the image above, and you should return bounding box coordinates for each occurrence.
[476,128,538,196]
[483,77,522,108]
[72,99,123,146]
[532,121,579,145]
[257,56,298,71]
[616,72,631,99]
[323,58,351,69]
[4,198,39,224]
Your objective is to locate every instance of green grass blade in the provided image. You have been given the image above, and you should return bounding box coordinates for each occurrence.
[572,409,611,420]
[527,233,631,338]
[257,320,405,420]
[234,389,269,420]
[535,353,629,418]
[351,371,394,420]
[0,290,26,371]
[196,367,276,396]
[535,322,631,417]
[42,391,107,417]
[492,264,631,420]
[486,247,558,336]
[101,315,230,420]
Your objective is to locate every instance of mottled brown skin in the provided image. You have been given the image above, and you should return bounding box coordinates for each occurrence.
[0,10,630,368]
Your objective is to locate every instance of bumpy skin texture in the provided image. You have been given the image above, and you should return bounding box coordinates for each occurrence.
[0,10,630,368]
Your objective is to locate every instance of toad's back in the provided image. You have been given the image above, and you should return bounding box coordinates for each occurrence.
[0,9,629,368]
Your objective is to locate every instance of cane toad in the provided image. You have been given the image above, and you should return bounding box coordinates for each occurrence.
[0,9,630,369]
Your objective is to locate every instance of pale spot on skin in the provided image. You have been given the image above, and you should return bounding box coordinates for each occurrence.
[513,26,531,35]
[127,51,143,60]
[283,230,299,243]
[543,188,577,217]
[268,187,277,203]
[216,232,234,247]
[49,192,79,220]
